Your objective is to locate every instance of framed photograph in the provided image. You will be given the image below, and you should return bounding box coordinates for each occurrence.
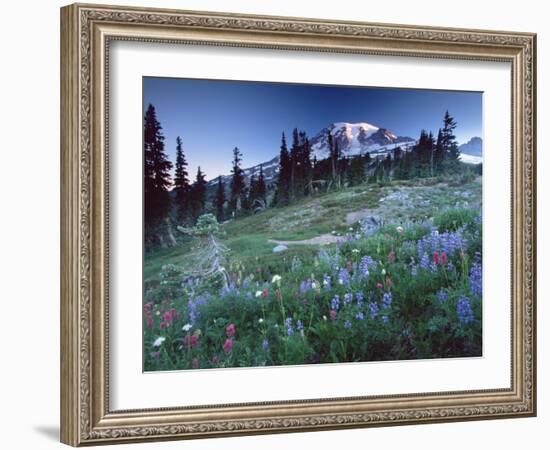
[60,3,537,446]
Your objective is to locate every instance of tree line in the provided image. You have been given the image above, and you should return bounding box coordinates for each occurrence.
[145,102,473,249]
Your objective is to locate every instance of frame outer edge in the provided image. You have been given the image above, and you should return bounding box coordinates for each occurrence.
[61,4,81,447]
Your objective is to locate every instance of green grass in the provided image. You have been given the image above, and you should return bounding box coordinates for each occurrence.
[144,176,481,283]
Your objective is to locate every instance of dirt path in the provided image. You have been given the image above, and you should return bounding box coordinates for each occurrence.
[268,234,342,246]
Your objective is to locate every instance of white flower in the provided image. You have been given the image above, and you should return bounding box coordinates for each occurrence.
[258,318,264,324]
[311,281,319,290]
[322,315,327,321]
[155,310,160,316]
[182,324,192,332]
[396,226,404,234]
[331,230,337,235]
[255,290,262,298]
[272,275,282,284]
[323,279,329,287]
[153,337,165,347]
[352,249,360,254]
[349,227,354,231]
[381,269,386,276]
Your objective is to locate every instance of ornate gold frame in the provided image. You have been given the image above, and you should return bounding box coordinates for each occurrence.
[60,3,537,446]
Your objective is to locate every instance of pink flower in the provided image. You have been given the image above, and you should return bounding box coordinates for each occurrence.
[223,338,233,354]
[184,334,199,349]
[262,288,269,299]
[329,310,337,321]
[377,282,383,289]
[385,276,392,289]
[441,252,448,265]
[433,251,440,265]
[388,251,396,263]
[160,322,166,330]
[192,357,200,369]
[275,288,282,301]
[170,307,178,321]
[163,311,172,326]
[226,323,236,338]
[146,314,153,329]
[212,355,220,365]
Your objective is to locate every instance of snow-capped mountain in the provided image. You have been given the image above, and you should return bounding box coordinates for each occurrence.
[309,122,415,159]
[458,137,483,164]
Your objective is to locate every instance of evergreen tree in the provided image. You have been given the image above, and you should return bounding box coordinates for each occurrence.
[434,128,445,172]
[289,128,300,198]
[347,156,365,186]
[275,132,291,206]
[173,136,190,222]
[441,111,460,161]
[229,147,245,214]
[246,173,257,210]
[214,176,226,223]
[144,103,172,228]
[190,166,207,221]
[257,165,267,207]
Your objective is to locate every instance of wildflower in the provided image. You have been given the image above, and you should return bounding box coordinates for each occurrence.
[311,280,319,290]
[329,310,337,321]
[258,318,264,324]
[396,226,404,234]
[457,296,474,324]
[151,351,160,359]
[262,339,269,351]
[376,282,383,289]
[275,288,282,301]
[146,314,153,329]
[255,290,262,298]
[182,323,192,332]
[296,320,304,332]
[162,311,173,327]
[262,288,269,299]
[355,292,365,307]
[356,311,365,321]
[299,279,312,294]
[411,265,418,277]
[226,323,236,338]
[344,320,352,329]
[272,274,282,284]
[343,293,353,306]
[469,263,483,297]
[192,357,200,369]
[387,251,396,263]
[223,338,233,354]
[322,274,332,288]
[322,315,328,321]
[152,337,165,347]
[436,289,448,304]
[381,268,386,276]
[433,251,440,265]
[381,315,389,324]
[330,295,340,311]
[385,276,391,289]
[352,249,360,254]
[285,317,294,336]
[212,355,220,365]
[338,268,350,286]
[441,252,448,265]
[420,253,430,270]
[184,334,199,348]
[382,292,393,309]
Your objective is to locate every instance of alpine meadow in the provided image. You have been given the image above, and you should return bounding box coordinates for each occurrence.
[143,78,483,372]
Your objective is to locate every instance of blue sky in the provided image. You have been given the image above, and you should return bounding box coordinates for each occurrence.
[143,77,482,181]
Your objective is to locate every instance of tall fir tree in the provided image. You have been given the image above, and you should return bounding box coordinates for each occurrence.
[173,136,190,222]
[257,165,267,207]
[214,176,226,223]
[441,110,460,162]
[275,132,291,206]
[289,128,300,199]
[144,103,172,227]
[229,147,245,214]
[190,166,207,221]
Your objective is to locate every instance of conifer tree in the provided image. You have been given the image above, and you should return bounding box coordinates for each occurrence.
[144,103,172,228]
[275,132,291,206]
[229,147,245,214]
[214,176,226,223]
[190,166,207,221]
[173,136,190,222]
[257,165,267,207]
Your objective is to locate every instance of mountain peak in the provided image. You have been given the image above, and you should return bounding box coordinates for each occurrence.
[310,121,414,159]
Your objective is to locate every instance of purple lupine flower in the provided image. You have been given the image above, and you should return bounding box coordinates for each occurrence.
[343,293,353,306]
[355,292,364,308]
[469,263,482,297]
[436,289,448,304]
[299,279,312,294]
[337,268,350,286]
[262,339,269,351]
[411,264,418,277]
[420,253,430,270]
[381,315,389,324]
[344,320,352,329]
[296,320,304,332]
[187,296,207,325]
[355,311,365,321]
[359,255,376,279]
[285,317,294,336]
[330,295,340,311]
[457,296,474,324]
[382,292,393,310]
[368,302,379,319]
